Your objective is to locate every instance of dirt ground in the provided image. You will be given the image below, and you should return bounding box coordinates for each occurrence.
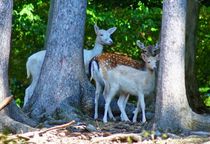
[1,119,210,144]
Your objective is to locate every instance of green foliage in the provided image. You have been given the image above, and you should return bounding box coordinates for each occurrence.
[196,5,210,88]
[199,87,210,107]
[85,1,161,60]
[196,5,210,106]
[87,0,163,9]
[204,96,210,107]
[10,0,49,106]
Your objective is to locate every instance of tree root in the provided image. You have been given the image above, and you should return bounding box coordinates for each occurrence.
[0,114,36,133]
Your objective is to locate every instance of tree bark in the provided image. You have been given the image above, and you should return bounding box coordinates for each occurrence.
[0,113,36,133]
[24,0,96,125]
[185,0,207,113]
[155,0,210,131]
[0,0,12,103]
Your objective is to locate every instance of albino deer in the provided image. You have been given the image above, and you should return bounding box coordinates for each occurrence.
[91,53,159,123]
[84,25,117,74]
[24,24,117,107]
[90,40,159,121]
[24,50,46,107]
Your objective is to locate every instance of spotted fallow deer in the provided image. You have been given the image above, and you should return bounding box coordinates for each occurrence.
[24,24,117,107]
[90,40,159,121]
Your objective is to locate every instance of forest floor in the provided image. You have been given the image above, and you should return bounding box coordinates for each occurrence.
[1,118,210,144]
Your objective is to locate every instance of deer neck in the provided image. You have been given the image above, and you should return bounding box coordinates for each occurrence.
[144,65,155,78]
[143,67,155,89]
[93,42,103,56]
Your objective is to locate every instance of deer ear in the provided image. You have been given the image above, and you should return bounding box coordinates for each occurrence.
[141,53,147,62]
[152,42,160,54]
[107,27,117,34]
[136,40,146,50]
[154,42,159,50]
[94,24,99,34]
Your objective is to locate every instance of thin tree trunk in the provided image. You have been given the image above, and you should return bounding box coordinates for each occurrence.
[155,0,210,131]
[185,0,207,113]
[24,0,95,126]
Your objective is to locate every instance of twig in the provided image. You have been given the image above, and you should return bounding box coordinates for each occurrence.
[0,95,13,111]
[91,133,142,143]
[17,120,75,139]
[39,120,75,135]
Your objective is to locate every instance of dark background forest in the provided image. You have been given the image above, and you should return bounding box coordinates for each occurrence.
[10,0,210,107]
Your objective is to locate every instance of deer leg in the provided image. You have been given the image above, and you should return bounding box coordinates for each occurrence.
[118,94,130,122]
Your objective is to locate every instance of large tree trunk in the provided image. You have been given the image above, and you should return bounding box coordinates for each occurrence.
[155,0,210,131]
[24,0,95,125]
[185,0,207,113]
[0,0,36,133]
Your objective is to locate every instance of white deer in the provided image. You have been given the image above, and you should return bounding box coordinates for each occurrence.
[24,24,117,107]
[90,40,159,121]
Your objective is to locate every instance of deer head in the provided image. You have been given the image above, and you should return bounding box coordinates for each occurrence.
[141,53,159,71]
[94,24,117,46]
[136,40,159,56]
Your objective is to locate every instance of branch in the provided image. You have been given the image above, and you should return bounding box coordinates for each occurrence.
[17,120,75,139]
[0,95,13,111]
[39,120,75,135]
